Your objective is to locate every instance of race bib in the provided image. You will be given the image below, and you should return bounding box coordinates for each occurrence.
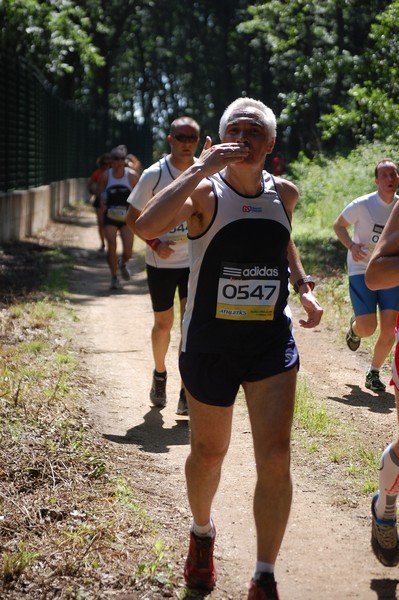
[216,262,280,321]
[107,207,127,222]
[167,223,188,245]
[367,223,384,255]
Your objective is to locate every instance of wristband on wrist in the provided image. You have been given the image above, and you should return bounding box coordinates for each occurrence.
[146,238,161,251]
[293,275,315,294]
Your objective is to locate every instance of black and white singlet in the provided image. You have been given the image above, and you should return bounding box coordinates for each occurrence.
[181,170,292,354]
[105,167,132,222]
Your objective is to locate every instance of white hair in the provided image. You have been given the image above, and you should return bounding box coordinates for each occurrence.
[218,98,277,140]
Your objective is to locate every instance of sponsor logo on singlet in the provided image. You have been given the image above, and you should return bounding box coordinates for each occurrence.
[242,205,262,213]
[222,265,279,278]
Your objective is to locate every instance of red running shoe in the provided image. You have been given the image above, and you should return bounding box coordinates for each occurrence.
[184,529,217,590]
[248,573,280,599]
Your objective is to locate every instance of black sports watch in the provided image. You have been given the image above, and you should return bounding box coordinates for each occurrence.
[293,275,315,294]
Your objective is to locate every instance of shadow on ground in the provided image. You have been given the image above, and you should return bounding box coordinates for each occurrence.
[103,406,189,453]
[370,577,399,599]
[329,384,395,415]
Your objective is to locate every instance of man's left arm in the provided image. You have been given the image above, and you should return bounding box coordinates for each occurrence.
[277,178,323,328]
[287,239,323,329]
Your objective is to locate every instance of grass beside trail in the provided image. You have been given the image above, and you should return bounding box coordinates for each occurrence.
[0,213,180,599]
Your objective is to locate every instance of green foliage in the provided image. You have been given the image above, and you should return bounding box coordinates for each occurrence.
[240,0,389,155]
[290,141,399,241]
[0,0,103,85]
[294,373,381,496]
[320,86,399,146]
[317,1,399,148]
[295,376,338,437]
[136,539,176,588]
[2,547,40,583]
[25,339,48,354]
[0,291,164,595]
[1,0,397,157]
[367,0,399,96]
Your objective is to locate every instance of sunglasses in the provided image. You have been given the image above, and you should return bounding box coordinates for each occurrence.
[173,134,199,143]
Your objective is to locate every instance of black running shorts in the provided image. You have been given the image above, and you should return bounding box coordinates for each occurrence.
[103,214,128,229]
[146,264,189,312]
[179,334,299,407]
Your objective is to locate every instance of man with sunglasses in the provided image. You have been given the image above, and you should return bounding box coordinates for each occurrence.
[127,117,200,416]
[135,98,323,599]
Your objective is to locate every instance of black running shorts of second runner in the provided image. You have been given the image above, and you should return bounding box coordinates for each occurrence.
[146,265,189,312]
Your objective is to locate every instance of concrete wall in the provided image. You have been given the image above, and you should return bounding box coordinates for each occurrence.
[0,178,88,244]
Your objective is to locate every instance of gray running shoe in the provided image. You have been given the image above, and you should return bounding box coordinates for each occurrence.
[118,257,131,281]
[109,276,120,290]
[346,315,361,351]
[365,369,386,392]
[176,389,188,416]
[150,371,167,407]
[371,493,399,566]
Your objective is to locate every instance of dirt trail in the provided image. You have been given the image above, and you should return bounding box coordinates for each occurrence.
[62,211,399,599]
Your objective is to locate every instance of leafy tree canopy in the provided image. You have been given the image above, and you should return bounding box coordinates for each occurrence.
[1,0,398,159]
